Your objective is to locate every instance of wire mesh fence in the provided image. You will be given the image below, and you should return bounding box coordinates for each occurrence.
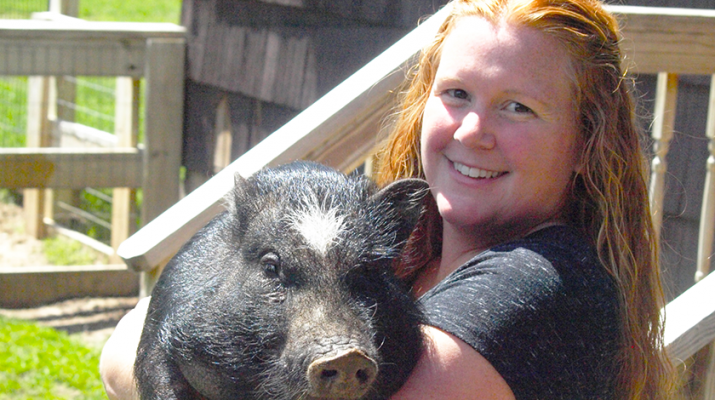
[0,0,47,19]
[0,0,47,147]
[0,12,131,247]
[0,77,27,147]
[1,74,123,245]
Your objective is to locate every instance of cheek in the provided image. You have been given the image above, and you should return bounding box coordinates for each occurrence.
[420,125,446,183]
[420,102,452,160]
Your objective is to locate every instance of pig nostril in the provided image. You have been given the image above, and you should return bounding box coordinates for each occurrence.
[356,368,371,384]
[321,369,338,379]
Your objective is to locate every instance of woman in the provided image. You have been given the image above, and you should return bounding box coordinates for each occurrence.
[378,0,677,398]
[101,0,678,398]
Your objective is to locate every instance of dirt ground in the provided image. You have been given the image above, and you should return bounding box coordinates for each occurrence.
[0,200,50,267]
[0,200,137,349]
[0,296,139,350]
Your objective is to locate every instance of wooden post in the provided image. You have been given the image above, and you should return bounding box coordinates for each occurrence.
[701,343,715,400]
[46,0,81,230]
[49,0,79,17]
[23,77,53,239]
[696,74,715,283]
[140,38,185,294]
[213,95,232,174]
[649,72,678,241]
[110,77,141,263]
[692,74,715,400]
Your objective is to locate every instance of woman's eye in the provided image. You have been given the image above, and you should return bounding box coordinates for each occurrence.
[446,89,469,100]
[505,101,533,115]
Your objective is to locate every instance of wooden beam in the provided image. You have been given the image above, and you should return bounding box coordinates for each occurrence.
[305,89,397,172]
[664,271,715,363]
[0,19,186,40]
[48,0,79,18]
[0,38,146,77]
[0,20,185,77]
[23,76,53,239]
[696,74,715,283]
[610,6,715,75]
[111,77,141,262]
[56,120,118,148]
[135,37,186,292]
[0,148,143,189]
[141,38,185,225]
[649,73,678,241]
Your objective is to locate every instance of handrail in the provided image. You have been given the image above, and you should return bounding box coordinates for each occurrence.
[117,5,715,272]
[664,271,715,363]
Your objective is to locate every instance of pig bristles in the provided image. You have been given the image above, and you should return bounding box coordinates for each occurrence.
[286,193,346,257]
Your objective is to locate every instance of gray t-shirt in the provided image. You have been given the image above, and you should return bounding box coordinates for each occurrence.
[418,225,620,399]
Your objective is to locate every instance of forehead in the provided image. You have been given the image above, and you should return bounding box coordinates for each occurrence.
[437,16,575,102]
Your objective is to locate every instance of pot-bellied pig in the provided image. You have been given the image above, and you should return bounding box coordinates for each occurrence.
[135,161,429,400]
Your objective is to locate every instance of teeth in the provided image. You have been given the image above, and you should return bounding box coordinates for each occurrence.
[453,162,503,179]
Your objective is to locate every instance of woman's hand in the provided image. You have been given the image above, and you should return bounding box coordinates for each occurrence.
[99,296,151,400]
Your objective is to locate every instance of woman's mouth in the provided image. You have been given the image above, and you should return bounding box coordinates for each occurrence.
[453,161,506,179]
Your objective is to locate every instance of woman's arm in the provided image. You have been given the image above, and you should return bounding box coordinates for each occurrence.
[392,326,515,400]
[99,300,515,400]
[99,296,150,400]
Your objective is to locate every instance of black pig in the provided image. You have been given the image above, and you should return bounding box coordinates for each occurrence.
[135,161,428,400]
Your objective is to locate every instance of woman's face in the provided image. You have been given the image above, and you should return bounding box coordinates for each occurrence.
[421,16,580,244]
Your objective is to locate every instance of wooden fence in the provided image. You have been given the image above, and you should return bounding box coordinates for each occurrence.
[0,13,186,264]
[114,4,715,396]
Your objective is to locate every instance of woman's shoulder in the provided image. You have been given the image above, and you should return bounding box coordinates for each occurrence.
[433,225,611,295]
[489,224,599,272]
[419,225,621,399]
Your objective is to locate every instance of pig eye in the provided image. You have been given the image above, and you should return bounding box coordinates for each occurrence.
[260,252,281,278]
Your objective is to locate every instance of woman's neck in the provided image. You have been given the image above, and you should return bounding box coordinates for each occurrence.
[412,220,568,297]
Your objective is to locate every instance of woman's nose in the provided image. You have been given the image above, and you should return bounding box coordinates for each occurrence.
[453,112,496,150]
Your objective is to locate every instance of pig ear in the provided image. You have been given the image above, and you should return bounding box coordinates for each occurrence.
[225,173,254,222]
[370,178,431,243]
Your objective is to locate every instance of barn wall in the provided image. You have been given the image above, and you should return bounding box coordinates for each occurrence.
[180,0,448,188]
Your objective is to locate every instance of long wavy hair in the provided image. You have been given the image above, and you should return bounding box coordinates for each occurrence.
[375,0,678,398]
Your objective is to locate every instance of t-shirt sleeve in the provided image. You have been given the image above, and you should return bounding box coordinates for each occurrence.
[417,234,620,399]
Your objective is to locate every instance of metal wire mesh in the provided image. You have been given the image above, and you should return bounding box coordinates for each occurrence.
[0,76,27,147]
[0,0,48,19]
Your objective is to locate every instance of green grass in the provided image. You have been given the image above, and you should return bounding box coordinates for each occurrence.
[0,77,27,148]
[0,316,107,399]
[0,0,47,19]
[42,236,107,266]
[0,0,181,23]
[80,0,182,23]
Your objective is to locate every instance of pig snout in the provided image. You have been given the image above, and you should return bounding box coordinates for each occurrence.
[307,349,378,399]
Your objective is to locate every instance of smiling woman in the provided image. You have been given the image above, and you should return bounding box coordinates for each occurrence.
[376,0,679,398]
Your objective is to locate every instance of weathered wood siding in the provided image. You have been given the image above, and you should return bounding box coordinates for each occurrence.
[180,0,448,184]
[182,0,447,108]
